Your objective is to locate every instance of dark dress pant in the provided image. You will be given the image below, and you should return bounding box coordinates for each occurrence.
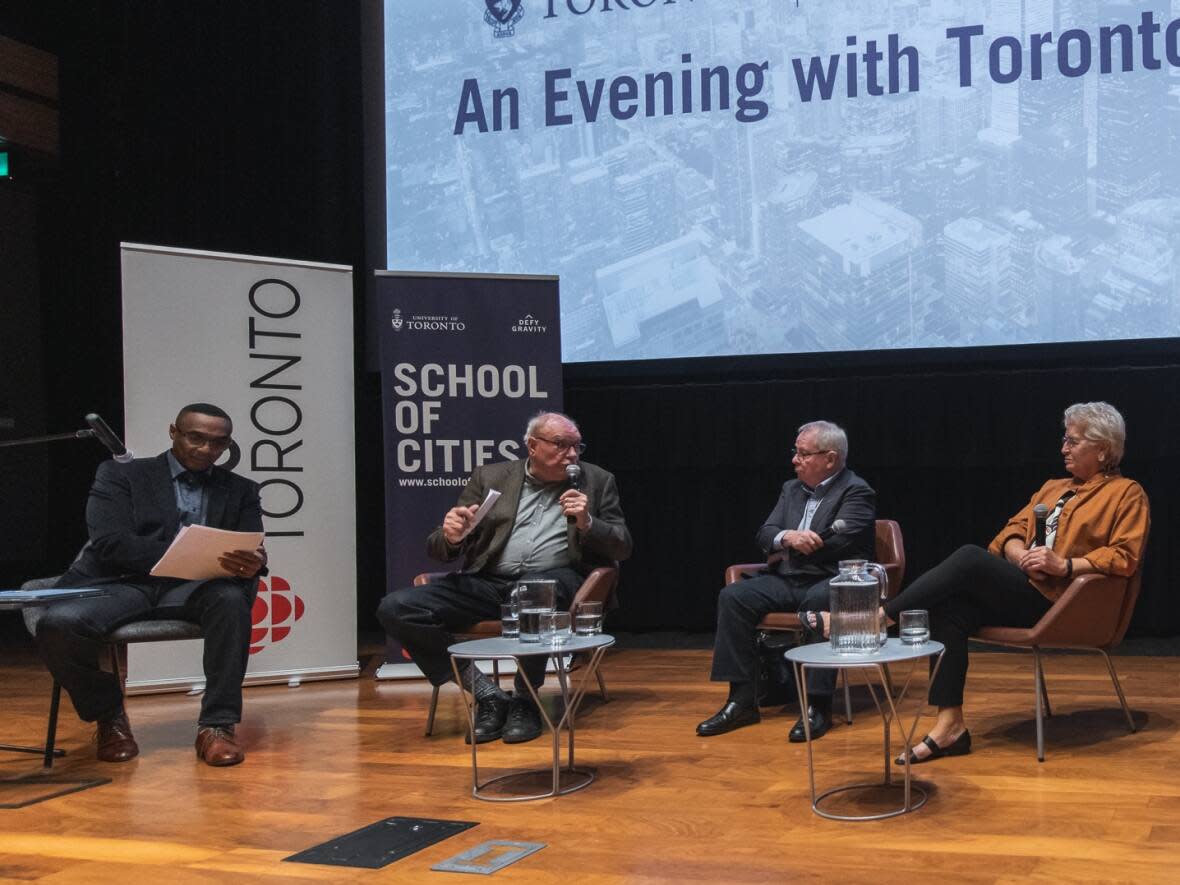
[710,572,837,698]
[377,567,582,688]
[36,578,254,726]
[883,545,1053,707]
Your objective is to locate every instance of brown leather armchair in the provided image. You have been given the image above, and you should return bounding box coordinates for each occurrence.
[972,567,1143,761]
[724,519,906,721]
[413,566,619,736]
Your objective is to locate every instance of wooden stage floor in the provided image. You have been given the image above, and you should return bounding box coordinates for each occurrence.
[2,647,1179,883]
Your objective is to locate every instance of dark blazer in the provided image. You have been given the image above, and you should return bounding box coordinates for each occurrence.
[755,468,876,582]
[56,452,264,603]
[426,458,633,576]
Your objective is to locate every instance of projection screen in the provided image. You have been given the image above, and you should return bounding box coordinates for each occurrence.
[386,1,1180,363]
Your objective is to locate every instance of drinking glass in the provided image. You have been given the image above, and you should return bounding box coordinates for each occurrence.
[540,611,572,646]
[500,603,520,639]
[575,601,603,635]
[899,609,930,645]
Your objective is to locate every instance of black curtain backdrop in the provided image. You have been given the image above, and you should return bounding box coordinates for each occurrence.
[2,2,1177,641]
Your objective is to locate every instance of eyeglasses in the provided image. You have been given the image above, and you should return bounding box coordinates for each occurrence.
[792,447,832,459]
[1061,435,1090,449]
[178,430,233,451]
[533,435,586,455]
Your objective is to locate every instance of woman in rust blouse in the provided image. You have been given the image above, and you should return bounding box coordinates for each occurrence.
[809,401,1149,763]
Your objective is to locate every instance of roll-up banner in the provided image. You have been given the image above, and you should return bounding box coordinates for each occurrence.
[374,271,562,678]
[120,243,358,692]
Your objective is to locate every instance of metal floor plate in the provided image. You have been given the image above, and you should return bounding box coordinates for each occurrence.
[432,840,546,874]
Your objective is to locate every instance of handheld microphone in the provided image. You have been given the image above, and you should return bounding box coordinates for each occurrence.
[85,413,134,463]
[565,464,583,526]
[1033,504,1048,548]
[818,518,848,542]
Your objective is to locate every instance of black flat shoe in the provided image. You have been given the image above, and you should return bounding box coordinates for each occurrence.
[788,705,832,743]
[696,702,761,736]
[465,692,510,744]
[502,697,543,744]
[895,730,971,765]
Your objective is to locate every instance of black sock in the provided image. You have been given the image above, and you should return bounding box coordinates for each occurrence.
[809,694,832,715]
[727,681,756,709]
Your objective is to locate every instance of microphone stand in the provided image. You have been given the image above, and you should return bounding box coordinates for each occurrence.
[0,428,97,449]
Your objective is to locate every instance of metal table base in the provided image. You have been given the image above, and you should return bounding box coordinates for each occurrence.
[449,635,614,802]
[788,639,945,821]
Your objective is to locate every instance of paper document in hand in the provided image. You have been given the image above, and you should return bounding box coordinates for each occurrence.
[150,524,265,580]
[459,489,501,540]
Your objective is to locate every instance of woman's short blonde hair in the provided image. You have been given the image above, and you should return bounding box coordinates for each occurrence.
[1064,401,1125,468]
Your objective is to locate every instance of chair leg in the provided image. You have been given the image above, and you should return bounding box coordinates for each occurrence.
[841,669,853,724]
[425,685,441,737]
[1037,654,1052,718]
[1033,646,1046,762]
[1098,649,1137,734]
[43,681,63,769]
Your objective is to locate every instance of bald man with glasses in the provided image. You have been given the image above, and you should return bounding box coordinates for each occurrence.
[697,420,876,742]
[378,411,632,745]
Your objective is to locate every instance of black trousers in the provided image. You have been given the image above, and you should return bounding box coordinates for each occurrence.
[883,545,1053,707]
[36,578,253,726]
[376,567,582,688]
[709,572,837,698]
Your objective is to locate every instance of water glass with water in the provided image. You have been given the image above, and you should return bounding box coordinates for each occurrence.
[540,611,572,646]
[500,603,520,639]
[899,609,930,645]
[575,601,603,635]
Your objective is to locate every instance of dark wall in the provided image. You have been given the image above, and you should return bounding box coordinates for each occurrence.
[0,1,378,611]
[2,2,1177,642]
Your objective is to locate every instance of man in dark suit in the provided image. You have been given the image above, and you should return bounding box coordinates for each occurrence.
[38,403,267,766]
[697,420,876,741]
[378,411,632,744]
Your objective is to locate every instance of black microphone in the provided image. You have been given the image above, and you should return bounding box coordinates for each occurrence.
[818,518,848,542]
[85,413,134,463]
[1033,504,1049,548]
[565,463,583,526]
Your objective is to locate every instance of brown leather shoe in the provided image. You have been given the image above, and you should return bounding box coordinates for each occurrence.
[195,726,245,766]
[95,712,139,763]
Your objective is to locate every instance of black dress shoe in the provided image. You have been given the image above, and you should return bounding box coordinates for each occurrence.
[696,702,761,736]
[788,705,833,743]
[502,697,543,744]
[466,693,510,744]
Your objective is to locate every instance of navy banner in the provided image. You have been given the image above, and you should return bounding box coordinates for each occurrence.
[375,271,562,673]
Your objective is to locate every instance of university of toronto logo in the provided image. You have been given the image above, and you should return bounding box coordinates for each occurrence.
[249,575,306,655]
[484,0,524,38]
[391,308,403,331]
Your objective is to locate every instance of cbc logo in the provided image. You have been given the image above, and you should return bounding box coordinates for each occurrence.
[250,575,306,655]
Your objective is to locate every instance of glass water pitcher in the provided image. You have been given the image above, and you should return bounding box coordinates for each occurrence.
[828,559,888,655]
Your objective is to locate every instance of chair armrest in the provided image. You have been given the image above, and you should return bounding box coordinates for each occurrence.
[570,566,618,611]
[725,563,768,586]
[1019,572,1131,648]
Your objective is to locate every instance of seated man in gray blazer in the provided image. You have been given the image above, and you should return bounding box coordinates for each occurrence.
[378,411,633,744]
[38,403,267,766]
[697,420,876,741]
